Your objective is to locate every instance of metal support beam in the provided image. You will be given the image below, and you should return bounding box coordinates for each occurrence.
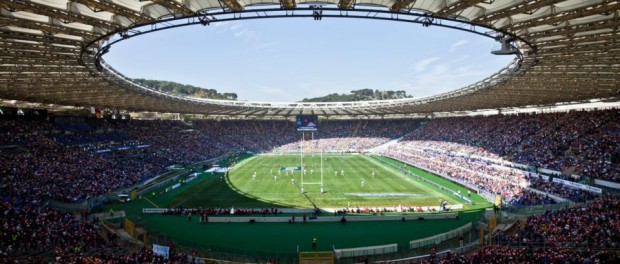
[219,0,243,12]
[1,0,116,31]
[338,0,355,10]
[279,0,296,9]
[434,0,484,17]
[150,0,195,16]
[72,0,154,23]
[473,0,564,24]
[390,0,416,13]
[507,2,620,32]
[0,16,96,38]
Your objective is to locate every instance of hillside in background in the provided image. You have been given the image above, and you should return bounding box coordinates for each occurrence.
[300,89,412,102]
[132,79,237,100]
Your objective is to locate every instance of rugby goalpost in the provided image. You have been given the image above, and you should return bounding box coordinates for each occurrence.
[300,131,324,194]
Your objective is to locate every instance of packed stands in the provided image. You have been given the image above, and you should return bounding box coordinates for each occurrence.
[401,109,619,182]
[501,196,620,249]
[410,195,620,263]
[0,109,618,262]
[0,201,109,260]
[380,138,604,205]
[421,246,618,264]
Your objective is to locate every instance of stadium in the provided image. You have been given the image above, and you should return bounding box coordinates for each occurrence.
[1,0,619,263]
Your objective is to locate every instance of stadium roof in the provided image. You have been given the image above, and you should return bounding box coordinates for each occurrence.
[1,0,619,117]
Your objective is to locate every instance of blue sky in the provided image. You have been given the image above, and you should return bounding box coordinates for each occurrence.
[104,18,513,102]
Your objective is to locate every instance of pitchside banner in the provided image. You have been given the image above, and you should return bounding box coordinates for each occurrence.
[552,178,602,194]
[153,244,170,259]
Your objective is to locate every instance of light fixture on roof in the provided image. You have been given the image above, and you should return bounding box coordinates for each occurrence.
[491,35,519,55]
[421,16,433,27]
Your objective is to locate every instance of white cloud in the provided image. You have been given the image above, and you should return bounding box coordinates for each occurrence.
[449,40,469,52]
[413,57,440,72]
[229,23,243,31]
[393,56,496,98]
[233,29,257,42]
[212,21,277,53]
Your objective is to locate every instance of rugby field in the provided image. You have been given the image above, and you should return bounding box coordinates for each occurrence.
[166,154,461,208]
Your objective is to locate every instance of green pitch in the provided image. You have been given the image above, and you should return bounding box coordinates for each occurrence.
[166,154,461,209]
[110,154,491,255]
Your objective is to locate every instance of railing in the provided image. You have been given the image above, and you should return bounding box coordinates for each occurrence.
[501,201,573,215]
[148,232,299,264]
[409,223,472,249]
[375,242,479,264]
[136,170,191,196]
[334,244,398,259]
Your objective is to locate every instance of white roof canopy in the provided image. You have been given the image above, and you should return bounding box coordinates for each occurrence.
[0,0,618,116]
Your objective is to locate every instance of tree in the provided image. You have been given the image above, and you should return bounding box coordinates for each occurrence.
[130,78,237,100]
[301,89,412,102]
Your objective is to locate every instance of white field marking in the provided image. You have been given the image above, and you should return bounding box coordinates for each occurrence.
[143,197,160,208]
[344,193,425,197]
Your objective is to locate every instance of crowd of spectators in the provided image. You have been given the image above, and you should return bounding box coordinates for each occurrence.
[0,109,617,262]
[0,118,237,203]
[229,119,421,153]
[502,196,620,249]
[49,131,134,146]
[383,139,602,204]
[527,176,598,203]
[422,246,618,263]
[403,109,619,182]
[381,143,537,205]
[416,195,620,263]
[0,135,165,203]
[114,120,229,165]
[160,207,281,217]
[8,248,195,264]
[195,119,415,153]
[0,201,109,259]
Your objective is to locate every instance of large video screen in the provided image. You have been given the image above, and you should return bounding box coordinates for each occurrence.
[296,115,318,131]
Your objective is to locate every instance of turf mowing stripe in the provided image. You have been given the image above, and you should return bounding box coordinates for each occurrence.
[169,179,213,208]
[362,155,459,205]
[224,154,450,208]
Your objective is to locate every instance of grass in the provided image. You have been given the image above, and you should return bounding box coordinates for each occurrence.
[107,154,492,255]
[170,154,461,208]
[375,155,490,207]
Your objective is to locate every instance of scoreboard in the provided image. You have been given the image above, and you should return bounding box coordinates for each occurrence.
[296,115,318,131]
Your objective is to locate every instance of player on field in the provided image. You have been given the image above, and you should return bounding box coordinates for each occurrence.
[274,175,277,181]
[372,171,375,178]
[341,170,344,176]
[361,179,365,187]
